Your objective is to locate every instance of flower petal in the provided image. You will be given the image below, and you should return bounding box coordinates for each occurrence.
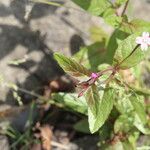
[142,32,149,38]
[141,43,148,51]
[147,37,150,45]
[91,73,98,79]
[136,37,143,44]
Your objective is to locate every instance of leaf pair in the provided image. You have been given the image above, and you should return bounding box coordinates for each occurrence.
[54,53,114,133]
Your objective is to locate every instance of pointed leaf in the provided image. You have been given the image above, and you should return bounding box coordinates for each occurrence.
[52,93,87,114]
[121,19,150,34]
[88,88,115,133]
[129,94,147,124]
[73,42,107,71]
[133,113,150,135]
[85,84,100,117]
[54,53,91,78]
[129,94,150,134]
[89,26,108,42]
[74,119,90,133]
[114,114,134,133]
[103,8,122,27]
[113,32,150,69]
[106,29,129,64]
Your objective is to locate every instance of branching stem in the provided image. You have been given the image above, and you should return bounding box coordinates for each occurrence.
[116,44,139,67]
[121,0,130,16]
[95,44,139,85]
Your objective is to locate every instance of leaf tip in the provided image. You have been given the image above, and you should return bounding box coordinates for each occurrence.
[54,52,60,59]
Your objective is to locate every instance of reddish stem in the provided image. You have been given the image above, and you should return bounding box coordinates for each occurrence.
[97,67,114,77]
[121,0,130,17]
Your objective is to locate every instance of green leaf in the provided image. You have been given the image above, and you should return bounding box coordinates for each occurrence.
[122,139,136,150]
[101,137,137,150]
[106,29,129,64]
[99,121,113,142]
[103,8,122,27]
[89,26,108,42]
[114,84,150,134]
[113,32,150,69]
[114,114,134,133]
[132,86,150,96]
[137,146,150,150]
[54,53,91,78]
[114,87,133,114]
[73,42,107,71]
[85,84,100,117]
[129,94,147,124]
[88,88,115,133]
[121,19,150,34]
[52,93,87,114]
[74,119,90,133]
[115,0,128,6]
[103,141,124,150]
[72,0,111,16]
[128,130,139,149]
[133,113,150,135]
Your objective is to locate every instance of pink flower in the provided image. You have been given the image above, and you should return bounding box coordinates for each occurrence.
[136,32,150,51]
[91,73,98,79]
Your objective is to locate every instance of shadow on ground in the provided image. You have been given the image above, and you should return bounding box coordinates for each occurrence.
[0,0,84,104]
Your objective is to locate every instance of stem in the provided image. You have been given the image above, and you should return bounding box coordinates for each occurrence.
[97,67,114,77]
[108,0,119,16]
[11,87,68,108]
[114,77,150,96]
[31,0,83,13]
[12,87,46,101]
[95,44,139,85]
[31,0,62,7]
[121,0,130,17]
[117,44,140,67]
[105,73,115,85]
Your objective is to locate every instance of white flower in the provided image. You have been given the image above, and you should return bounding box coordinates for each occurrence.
[136,32,150,51]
